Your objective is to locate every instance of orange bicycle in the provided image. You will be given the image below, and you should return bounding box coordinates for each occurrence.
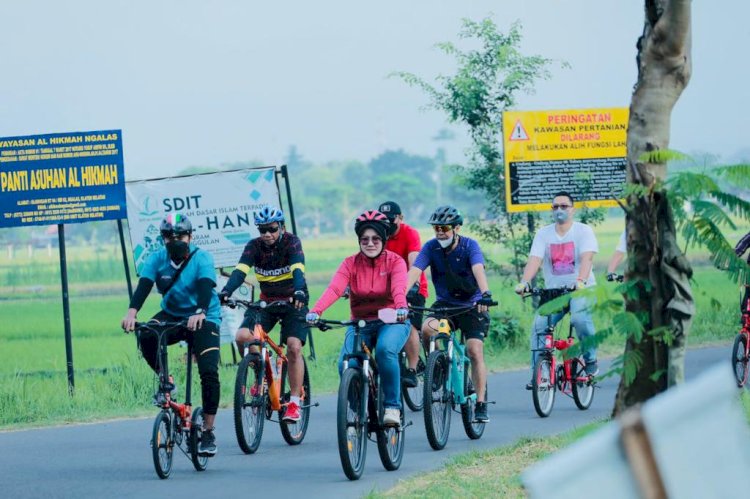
[226,299,316,454]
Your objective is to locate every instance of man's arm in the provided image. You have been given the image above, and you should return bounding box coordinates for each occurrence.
[521,256,542,284]
[607,251,626,274]
[471,263,490,294]
[405,266,423,294]
[578,251,595,283]
[122,277,154,331]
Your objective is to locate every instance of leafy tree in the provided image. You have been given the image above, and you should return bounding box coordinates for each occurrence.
[393,17,557,278]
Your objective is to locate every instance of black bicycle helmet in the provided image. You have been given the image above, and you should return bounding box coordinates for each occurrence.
[160,213,193,238]
[427,205,463,226]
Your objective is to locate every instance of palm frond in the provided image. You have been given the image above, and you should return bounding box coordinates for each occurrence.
[668,171,720,198]
[710,191,750,222]
[639,149,690,164]
[714,164,750,189]
[691,199,737,230]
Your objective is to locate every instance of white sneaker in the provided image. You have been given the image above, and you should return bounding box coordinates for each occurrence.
[383,408,400,426]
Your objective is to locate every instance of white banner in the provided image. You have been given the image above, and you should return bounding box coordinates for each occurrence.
[125,167,282,274]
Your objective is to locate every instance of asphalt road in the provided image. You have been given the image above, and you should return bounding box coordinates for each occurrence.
[0,346,728,498]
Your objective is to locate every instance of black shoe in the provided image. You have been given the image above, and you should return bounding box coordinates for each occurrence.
[198,428,217,457]
[585,361,599,377]
[403,368,418,388]
[525,382,533,390]
[474,402,489,423]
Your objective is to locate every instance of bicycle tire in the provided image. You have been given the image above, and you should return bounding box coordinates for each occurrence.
[280,356,311,445]
[572,358,595,410]
[337,368,367,480]
[532,357,555,418]
[189,407,208,471]
[234,353,265,454]
[376,379,405,471]
[423,350,451,450]
[732,333,749,387]
[461,368,486,440]
[151,410,173,479]
[403,352,425,412]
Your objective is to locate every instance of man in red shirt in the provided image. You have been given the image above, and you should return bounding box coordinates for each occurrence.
[379,201,428,388]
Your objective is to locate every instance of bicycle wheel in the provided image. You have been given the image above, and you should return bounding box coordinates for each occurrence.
[234,353,265,454]
[423,350,451,450]
[189,407,208,471]
[151,410,173,479]
[532,357,555,418]
[337,368,367,480]
[461,368,486,440]
[732,333,749,387]
[572,358,595,410]
[403,352,425,412]
[376,380,405,471]
[280,357,311,445]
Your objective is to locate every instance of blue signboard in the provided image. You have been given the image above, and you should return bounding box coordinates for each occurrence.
[0,130,126,228]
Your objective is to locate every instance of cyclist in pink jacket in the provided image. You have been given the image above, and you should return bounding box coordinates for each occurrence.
[307,210,410,425]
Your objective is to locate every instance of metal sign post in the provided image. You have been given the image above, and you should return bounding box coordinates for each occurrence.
[57,224,74,396]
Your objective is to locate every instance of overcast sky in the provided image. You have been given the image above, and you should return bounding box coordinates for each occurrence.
[1,1,747,180]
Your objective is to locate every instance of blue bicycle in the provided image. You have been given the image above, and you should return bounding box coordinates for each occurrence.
[412,303,496,450]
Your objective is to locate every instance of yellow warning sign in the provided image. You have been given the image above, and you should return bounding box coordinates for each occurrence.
[502,107,629,213]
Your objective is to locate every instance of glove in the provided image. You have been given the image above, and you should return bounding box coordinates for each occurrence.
[514,281,530,295]
[305,312,320,324]
[218,290,230,304]
[477,291,494,306]
[396,308,409,323]
[606,272,617,282]
[293,289,309,306]
[406,283,420,302]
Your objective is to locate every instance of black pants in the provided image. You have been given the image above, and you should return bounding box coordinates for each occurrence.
[138,310,221,415]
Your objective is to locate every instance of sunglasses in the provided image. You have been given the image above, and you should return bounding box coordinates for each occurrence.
[359,236,383,245]
[258,226,280,234]
[432,224,454,233]
[551,204,572,210]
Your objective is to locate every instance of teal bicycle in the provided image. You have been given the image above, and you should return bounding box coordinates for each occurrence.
[412,303,496,450]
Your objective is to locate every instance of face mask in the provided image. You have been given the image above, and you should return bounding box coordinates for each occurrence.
[166,240,189,262]
[438,235,454,249]
[553,209,570,223]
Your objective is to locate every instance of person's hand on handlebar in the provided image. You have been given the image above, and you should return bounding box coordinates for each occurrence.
[121,308,138,333]
[218,290,231,305]
[477,291,494,313]
[305,311,320,324]
[396,308,409,323]
[514,281,530,296]
[606,272,617,282]
[293,290,309,310]
[187,310,206,331]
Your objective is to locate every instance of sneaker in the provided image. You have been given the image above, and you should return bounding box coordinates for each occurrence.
[403,368,418,388]
[383,408,400,426]
[198,428,217,457]
[283,401,301,423]
[585,361,600,377]
[474,402,489,423]
[525,382,533,391]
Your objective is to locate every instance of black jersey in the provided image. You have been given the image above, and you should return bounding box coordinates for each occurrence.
[234,232,306,300]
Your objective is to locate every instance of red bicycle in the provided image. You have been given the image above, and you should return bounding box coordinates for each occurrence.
[731,288,750,387]
[135,320,209,479]
[525,287,596,418]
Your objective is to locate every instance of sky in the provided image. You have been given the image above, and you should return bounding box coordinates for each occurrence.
[1,1,748,180]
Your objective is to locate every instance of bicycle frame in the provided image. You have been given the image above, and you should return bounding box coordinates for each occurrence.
[533,319,584,395]
[150,322,195,429]
[340,320,380,429]
[429,318,475,407]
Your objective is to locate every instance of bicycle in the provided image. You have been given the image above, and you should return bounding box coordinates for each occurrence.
[134,320,209,479]
[226,299,315,454]
[731,287,750,387]
[524,287,596,418]
[411,302,497,451]
[309,313,409,481]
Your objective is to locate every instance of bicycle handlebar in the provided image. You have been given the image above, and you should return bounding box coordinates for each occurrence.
[521,285,577,300]
[223,298,293,310]
[308,317,385,332]
[409,301,498,315]
[133,320,188,332]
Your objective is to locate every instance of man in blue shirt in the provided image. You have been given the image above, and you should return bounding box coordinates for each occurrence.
[404,205,495,422]
[122,213,221,457]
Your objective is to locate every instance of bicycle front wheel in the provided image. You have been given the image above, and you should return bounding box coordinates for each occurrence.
[423,350,451,450]
[461,372,486,440]
[532,357,556,418]
[234,354,265,454]
[376,381,405,471]
[189,407,208,471]
[572,358,594,410]
[151,410,173,479]
[280,357,311,445]
[337,368,367,480]
[732,333,749,387]
[403,352,425,412]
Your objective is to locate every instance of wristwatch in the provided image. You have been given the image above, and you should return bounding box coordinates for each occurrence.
[195,308,205,315]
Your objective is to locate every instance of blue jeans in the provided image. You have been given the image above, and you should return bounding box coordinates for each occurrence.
[529,296,596,373]
[337,321,410,409]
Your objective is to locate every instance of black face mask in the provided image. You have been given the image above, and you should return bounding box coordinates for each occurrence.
[166,240,190,262]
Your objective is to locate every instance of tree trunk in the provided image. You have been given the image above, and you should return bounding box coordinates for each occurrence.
[612,0,694,416]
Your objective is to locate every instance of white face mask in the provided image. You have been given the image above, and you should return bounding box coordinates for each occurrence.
[553,209,570,223]
[438,235,454,248]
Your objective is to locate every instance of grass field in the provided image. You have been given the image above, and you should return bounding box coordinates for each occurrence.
[0,216,747,428]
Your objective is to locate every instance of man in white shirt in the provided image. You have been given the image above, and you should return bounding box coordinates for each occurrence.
[606,230,627,281]
[515,192,599,389]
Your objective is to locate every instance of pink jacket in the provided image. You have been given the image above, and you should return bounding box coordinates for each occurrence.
[312,250,408,320]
